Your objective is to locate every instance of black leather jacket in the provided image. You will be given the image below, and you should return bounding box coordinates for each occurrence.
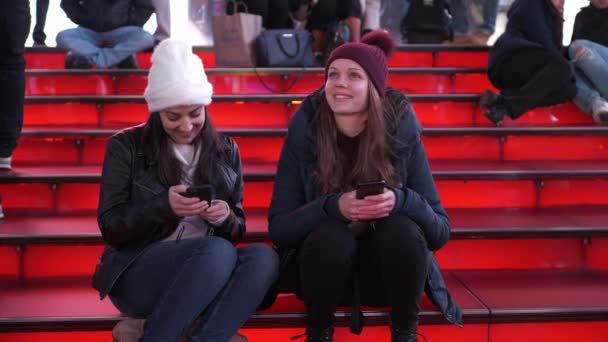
[61,0,154,32]
[269,88,463,326]
[92,125,245,299]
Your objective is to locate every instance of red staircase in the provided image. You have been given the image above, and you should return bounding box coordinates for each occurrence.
[1,46,608,341]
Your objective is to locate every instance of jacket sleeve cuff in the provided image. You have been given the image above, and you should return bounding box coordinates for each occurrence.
[323,193,350,222]
[387,186,406,214]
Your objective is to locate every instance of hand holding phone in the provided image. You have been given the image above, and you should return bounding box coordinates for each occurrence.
[181,185,215,206]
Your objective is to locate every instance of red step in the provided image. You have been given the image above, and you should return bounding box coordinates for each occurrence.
[2,207,608,245]
[22,99,592,128]
[25,69,494,96]
[0,236,604,278]
[0,272,485,328]
[24,47,489,69]
[13,126,608,165]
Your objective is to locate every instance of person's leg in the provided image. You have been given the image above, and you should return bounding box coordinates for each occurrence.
[449,0,471,41]
[571,68,599,115]
[56,27,103,65]
[570,40,608,100]
[109,236,238,342]
[0,0,30,167]
[189,244,279,341]
[97,26,155,68]
[362,0,381,31]
[337,0,362,42]
[486,49,575,122]
[33,0,49,45]
[309,0,338,54]
[151,0,171,42]
[298,219,357,337]
[361,215,428,339]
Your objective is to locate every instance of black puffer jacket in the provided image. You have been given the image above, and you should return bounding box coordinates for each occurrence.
[92,125,245,299]
[61,0,154,32]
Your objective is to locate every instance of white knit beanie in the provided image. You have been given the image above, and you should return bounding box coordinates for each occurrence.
[144,39,213,112]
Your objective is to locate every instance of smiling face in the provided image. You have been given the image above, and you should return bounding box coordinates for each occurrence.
[325,58,370,116]
[159,105,205,144]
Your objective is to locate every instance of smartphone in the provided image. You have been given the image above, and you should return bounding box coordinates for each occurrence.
[356,180,386,199]
[181,185,215,205]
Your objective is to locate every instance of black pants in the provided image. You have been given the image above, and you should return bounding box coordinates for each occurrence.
[295,214,428,331]
[228,0,292,29]
[308,0,362,31]
[489,48,577,119]
[33,0,49,45]
[0,0,30,158]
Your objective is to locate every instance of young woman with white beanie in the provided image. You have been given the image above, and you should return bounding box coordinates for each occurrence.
[92,39,279,342]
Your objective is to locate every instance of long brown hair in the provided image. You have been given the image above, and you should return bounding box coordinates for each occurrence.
[141,108,228,192]
[316,84,400,193]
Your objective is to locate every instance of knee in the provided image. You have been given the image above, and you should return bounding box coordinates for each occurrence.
[238,244,280,284]
[569,39,593,61]
[375,215,428,255]
[56,29,77,47]
[301,221,356,266]
[194,237,238,273]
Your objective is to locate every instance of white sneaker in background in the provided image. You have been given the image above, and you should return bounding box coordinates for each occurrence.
[0,156,11,171]
[591,98,608,125]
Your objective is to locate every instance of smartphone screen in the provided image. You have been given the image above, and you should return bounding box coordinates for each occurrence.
[356,180,386,199]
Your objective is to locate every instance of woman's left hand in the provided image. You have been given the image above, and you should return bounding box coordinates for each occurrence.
[351,189,396,221]
[199,200,231,224]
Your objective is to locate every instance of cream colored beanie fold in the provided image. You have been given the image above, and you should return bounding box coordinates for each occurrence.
[144,39,213,112]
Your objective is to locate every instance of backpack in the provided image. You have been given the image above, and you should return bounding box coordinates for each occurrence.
[401,0,453,44]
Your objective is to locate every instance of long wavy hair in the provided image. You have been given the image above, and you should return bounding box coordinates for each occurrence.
[316,84,400,193]
[141,108,228,192]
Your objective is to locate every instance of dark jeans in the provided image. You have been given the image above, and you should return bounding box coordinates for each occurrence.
[109,237,279,342]
[489,48,577,119]
[0,0,30,158]
[308,0,362,31]
[296,215,428,331]
[228,0,292,29]
[33,0,49,45]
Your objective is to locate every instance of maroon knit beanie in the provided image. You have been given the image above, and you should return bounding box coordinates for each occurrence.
[325,30,396,97]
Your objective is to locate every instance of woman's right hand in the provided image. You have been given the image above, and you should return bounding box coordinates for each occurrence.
[338,190,359,221]
[169,185,208,217]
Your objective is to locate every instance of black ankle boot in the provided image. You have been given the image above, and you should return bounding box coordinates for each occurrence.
[391,326,418,342]
[304,326,333,342]
[484,104,510,125]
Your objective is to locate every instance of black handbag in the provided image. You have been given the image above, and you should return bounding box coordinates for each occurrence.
[255,29,315,67]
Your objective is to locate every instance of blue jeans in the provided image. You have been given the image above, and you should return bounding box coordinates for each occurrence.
[56,26,154,68]
[569,40,608,115]
[449,0,498,35]
[109,237,279,342]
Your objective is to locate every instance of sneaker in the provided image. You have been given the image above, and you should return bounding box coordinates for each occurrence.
[484,104,510,126]
[0,155,11,171]
[591,98,608,125]
[451,33,474,44]
[116,55,139,69]
[64,52,93,69]
[112,318,144,342]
